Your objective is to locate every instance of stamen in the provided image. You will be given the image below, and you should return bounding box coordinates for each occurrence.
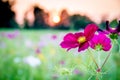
[77,36,86,43]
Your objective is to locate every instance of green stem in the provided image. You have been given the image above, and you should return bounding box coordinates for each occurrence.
[115,39,120,53]
[88,49,99,69]
[98,52,101,67]
[100,52,111,70]
[66,75,69,80]
[96,76,98,80]
[96,72,100,80]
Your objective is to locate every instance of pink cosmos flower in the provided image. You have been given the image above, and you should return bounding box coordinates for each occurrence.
[90,33,111,51]
[106,21,120,34]
[98,20,120,39]
[60,24,98,52]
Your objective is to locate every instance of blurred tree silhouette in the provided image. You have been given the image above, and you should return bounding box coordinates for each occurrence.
[24,6,49,29]
[33,7,49,29]
[70,14,93,30]
[0,0,14,28]
[98,21,106,29]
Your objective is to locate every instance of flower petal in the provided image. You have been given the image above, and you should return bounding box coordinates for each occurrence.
[84,24,98,40]
[78,42,89,52]
[102,37,111,51]
[103,44,111,51]
[90,40,96,49]
[91,35,99,43]
[89,33,111,51]
[63,33,77,41]
[60,41,79,48]
[102,38,111,47]
[97,34,106,43]
[74,32,84,39]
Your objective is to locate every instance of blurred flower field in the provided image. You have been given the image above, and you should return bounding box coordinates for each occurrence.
[0,29,120,80]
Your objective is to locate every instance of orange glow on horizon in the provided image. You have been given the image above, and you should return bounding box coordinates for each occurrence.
[52,15,60,23]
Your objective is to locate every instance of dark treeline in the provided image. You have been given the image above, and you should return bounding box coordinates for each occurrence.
[0,1,118,30]
[0,0,14,28]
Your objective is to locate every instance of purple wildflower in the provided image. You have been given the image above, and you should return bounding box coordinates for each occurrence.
[73,68,83,76]
[73,69,80,75]
[51,35,57,40]
[59,60,65,65]
[6,30,20,39]
[35,48,41,54]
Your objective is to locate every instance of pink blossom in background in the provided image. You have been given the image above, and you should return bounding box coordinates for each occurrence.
[59,60,65,65]
[39,34,59,46]
[35,48,41,54]
[5,30,20,39]
[51,35,57,40]
[73,69,83,75]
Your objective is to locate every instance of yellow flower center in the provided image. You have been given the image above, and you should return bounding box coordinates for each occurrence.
[77,36,86,43]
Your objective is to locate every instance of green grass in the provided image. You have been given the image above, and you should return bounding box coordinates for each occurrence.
[0,29,120,80]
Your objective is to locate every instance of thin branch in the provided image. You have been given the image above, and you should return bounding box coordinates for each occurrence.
[88,49,99,69]
[101,52,111,69]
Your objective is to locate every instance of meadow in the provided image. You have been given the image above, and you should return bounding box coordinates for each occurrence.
[0,29,120,80]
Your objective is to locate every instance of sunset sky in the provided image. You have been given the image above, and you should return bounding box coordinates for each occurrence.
[38,0,120,23]
[5,0,120,25]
